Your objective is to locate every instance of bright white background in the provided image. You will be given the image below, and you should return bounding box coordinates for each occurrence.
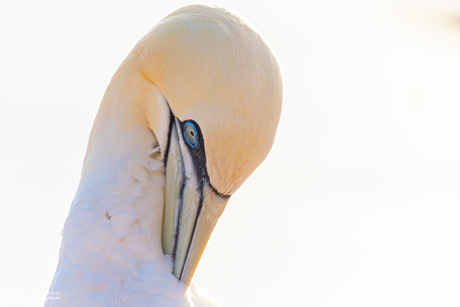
[1,0,459,306]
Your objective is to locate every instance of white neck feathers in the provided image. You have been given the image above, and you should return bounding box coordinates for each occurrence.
[46,69,192,307]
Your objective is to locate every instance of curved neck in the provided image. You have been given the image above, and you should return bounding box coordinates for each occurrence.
[47,66,189,306]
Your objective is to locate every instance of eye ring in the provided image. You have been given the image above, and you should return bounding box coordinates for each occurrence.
[184,121,199,148]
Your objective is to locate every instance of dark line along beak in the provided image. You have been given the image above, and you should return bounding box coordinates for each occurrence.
[162,117,230,285]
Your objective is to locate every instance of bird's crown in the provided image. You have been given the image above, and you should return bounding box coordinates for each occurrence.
[139,4,283,194]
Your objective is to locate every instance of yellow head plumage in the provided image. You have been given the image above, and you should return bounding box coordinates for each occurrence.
[136,4,283,195]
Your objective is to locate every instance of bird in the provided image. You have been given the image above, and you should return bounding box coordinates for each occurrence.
[45,4,283,307]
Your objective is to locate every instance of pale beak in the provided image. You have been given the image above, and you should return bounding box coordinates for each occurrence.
[162,118,229,285]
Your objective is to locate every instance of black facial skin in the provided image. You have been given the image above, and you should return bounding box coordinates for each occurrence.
[179,119,207,183]
[163,110,230,198]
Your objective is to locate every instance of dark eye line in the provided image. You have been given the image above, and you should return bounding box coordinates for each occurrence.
[179,118,230,198]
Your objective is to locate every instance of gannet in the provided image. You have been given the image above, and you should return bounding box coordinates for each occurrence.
[46,4,283,307]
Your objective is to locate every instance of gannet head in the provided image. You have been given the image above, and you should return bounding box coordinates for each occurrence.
[133,4,283,285]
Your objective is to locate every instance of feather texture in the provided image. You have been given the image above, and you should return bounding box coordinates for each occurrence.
[46,127,198,306]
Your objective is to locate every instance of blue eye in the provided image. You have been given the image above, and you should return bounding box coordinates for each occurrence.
[184,122,199,148]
